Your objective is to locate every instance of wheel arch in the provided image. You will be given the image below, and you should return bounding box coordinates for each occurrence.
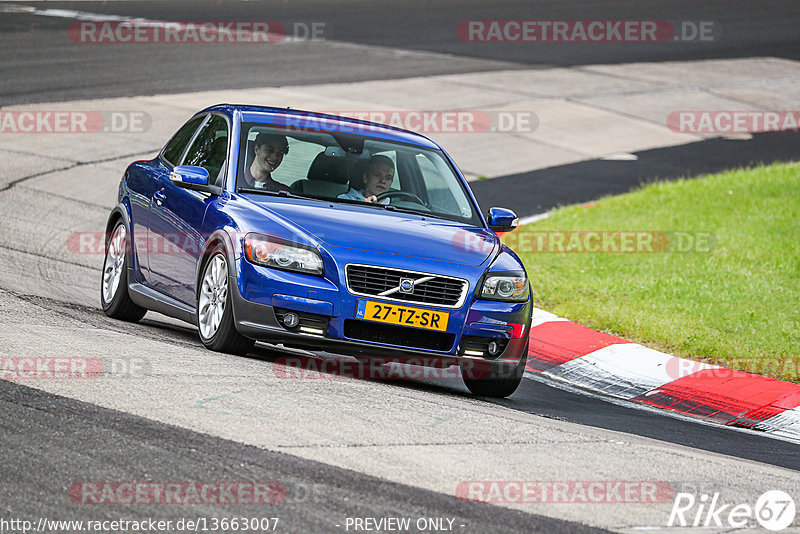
[104,204,129,239]
[196,229,239,300]
[105,202,142,282]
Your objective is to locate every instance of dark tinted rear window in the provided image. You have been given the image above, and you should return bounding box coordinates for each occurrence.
[162,115,205,165]
[182,116,229,185]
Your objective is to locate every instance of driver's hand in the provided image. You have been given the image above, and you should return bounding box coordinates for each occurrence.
[364,195,379,203]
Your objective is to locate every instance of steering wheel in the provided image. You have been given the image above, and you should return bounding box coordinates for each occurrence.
[376,191,426,205]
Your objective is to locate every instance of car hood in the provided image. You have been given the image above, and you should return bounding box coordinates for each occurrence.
[244,197,498,267]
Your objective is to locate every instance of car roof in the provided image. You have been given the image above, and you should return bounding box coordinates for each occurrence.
[200,104,441,150]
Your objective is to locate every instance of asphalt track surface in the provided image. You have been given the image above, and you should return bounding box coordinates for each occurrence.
[2,1,799,216]
[472,132,800,216]
[2,0,800,105]
[2,1,800,532]
[0,379,604,534]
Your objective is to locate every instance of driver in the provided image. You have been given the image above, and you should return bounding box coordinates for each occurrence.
[338,155,394,204]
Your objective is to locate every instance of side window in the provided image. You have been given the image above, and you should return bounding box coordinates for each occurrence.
[162,116,205,166]
[271,136,322,187]
[182,116,229,185]
[416,153,472,218]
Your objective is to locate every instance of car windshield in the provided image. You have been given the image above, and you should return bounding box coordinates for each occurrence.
[236,122,481,225]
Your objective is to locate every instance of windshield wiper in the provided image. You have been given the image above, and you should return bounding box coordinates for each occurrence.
[378,203,464,223]
[238,188,322,201]
[327,197,463,223]
[239,187,287,196]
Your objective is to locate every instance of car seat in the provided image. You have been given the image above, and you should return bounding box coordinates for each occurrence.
[290,151,349,198]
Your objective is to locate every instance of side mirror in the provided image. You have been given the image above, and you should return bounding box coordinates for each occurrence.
[487,207,519,232]
[169,165,221,195]
[170,165,209,185]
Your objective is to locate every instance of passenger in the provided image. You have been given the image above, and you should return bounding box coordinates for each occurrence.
[338,155,395,204]
[243,133,291,192]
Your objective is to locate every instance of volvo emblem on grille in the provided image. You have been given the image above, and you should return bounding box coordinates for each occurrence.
[399,278,415,294]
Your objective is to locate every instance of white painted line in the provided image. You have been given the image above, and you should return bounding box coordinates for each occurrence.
[523,317,800,440]
[755,406,800,438]
[518,212,550,226]
[600,153,639,161]
[529,307,568,328]
[522,369,800,445]
[0,4,147,21]
[0,3,459,59]
[722,133,754,141]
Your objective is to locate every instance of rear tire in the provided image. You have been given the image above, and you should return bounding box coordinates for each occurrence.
[101,221,147,322]
[461,342,528,398]
[197,247,254,355]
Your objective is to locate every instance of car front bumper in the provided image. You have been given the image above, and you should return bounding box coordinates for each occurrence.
[230,258,531,372]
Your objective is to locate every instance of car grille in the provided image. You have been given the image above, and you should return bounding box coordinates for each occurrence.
[344,320,456,352]
[346,264,467,308]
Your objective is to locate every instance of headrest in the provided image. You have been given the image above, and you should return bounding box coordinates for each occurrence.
[244,138,256,169]
[349,158,369,190]
[307,151,349,184]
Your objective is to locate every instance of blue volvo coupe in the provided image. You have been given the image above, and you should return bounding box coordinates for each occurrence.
[101,104,532,397]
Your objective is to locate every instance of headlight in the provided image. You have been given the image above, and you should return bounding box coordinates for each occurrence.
[480,274,529,301]
[244,233,324,276]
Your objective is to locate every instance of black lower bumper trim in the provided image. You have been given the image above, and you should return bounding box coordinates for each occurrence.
[231,287,524,368]
[343,319,455,352]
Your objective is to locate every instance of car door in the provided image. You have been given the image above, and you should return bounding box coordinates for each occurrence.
[148,114,229,305]
[135,114,205,286]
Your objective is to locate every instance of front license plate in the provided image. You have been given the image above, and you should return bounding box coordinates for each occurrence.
[356,300,449,331]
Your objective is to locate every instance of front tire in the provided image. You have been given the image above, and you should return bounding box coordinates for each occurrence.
[461,342,528,398]
[197,248,254,355]
[101,221,146,322]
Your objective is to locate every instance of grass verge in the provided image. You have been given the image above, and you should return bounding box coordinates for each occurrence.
[508,161,799,382]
